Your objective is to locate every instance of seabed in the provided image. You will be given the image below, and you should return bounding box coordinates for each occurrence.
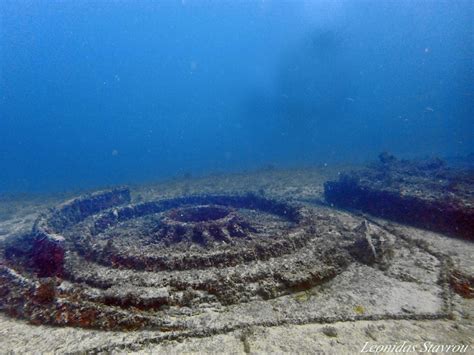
[0,160,472,353]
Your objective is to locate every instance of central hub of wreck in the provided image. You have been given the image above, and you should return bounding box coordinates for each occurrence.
[157,205,255,246]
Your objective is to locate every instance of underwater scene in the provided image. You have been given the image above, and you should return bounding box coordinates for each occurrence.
[0,1,473,353]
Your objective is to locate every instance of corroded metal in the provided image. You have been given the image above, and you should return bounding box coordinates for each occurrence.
[325,154,474,240]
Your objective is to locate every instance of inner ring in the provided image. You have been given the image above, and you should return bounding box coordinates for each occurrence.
[168,205,231,222]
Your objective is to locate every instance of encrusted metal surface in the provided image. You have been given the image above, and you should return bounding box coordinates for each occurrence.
[324,154,474,240]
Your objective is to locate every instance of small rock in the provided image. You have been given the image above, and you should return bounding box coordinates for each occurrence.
[321,326,338,337]
[350,220,395,269]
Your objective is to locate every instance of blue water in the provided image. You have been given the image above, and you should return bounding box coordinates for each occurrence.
[1,1,473,193]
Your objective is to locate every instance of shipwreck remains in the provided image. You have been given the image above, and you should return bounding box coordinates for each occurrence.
[1,188,352,330]
[324,153,474,240]
[0,183,456,336]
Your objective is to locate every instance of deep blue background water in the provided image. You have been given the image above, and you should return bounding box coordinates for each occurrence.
[1,1,473,192]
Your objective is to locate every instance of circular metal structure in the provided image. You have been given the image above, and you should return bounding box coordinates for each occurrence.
[1,188,351,330]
